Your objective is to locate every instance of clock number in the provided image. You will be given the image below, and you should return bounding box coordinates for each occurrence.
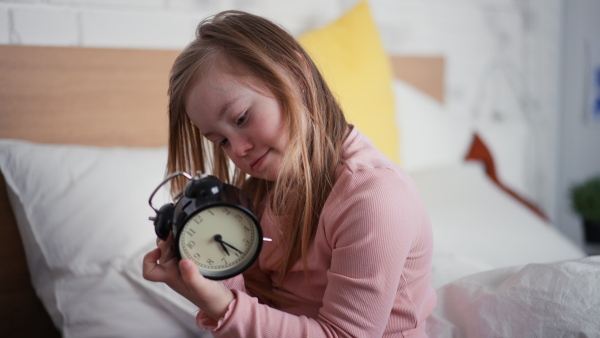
[235,214,242,221]
[194,217,203,224]
[193,252,201,260]
[206,258,214,265]
[186,228,196,237]
[244,225,250,232]
[223,208,231,216]
[208,210,214,216]
[221,257,228,265]
[186,241,196,250]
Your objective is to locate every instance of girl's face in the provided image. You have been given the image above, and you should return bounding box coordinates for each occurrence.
[185,61,289,182]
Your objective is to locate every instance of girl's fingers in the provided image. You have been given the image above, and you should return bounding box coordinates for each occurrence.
[179,259,206,290]
[178,259,212,308]
[179,259,235,320]
[179,258,217,302]
[157,233,176,264]
[158,243,173,264]
[144,245,235,319]
[142,248,168,282]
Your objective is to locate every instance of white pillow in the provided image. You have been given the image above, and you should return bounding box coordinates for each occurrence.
[122,243,200,333]
[394,79,473,172]
[0,139,208,337]
[475,120,534,202]
[426,256,600,338]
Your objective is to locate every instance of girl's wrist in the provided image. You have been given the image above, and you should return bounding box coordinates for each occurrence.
[205,289,236,321]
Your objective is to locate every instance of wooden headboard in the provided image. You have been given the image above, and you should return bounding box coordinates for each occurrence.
[0,44,443,334]
[0,45,176,146]
[0,45,443,146]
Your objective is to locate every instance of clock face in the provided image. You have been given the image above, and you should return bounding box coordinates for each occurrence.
[178,205,262,280]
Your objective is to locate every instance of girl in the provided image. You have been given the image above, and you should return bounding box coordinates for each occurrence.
[143,10,436,337]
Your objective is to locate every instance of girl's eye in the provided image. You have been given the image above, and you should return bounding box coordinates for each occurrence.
[236,112,247,126]
[219,138,229,147]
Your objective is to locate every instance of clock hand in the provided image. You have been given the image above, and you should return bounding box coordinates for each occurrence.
[214,234,230,256]
[220,240,244,255]
[220,242,230,256]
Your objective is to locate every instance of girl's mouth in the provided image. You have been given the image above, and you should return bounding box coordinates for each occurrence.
[251,149,270,171]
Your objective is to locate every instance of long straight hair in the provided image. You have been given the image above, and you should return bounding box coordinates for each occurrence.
[167,11,348,303]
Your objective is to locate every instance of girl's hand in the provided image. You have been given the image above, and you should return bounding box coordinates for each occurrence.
[142,234,235,320]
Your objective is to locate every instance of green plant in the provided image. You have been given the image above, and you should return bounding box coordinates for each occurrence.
[571,175,600,223]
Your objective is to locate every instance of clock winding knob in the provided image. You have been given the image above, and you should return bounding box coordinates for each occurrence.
[153,203,175,240]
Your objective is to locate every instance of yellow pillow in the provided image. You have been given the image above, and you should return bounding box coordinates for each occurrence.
[299,1,399,163]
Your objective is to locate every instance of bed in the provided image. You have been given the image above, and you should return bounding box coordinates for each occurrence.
[1,2,598,337]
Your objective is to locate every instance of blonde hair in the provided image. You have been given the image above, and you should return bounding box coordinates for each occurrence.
[167,10,347,303]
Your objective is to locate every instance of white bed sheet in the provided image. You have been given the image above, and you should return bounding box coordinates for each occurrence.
[410,162,586,289]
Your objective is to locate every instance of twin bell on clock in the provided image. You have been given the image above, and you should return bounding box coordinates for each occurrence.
[148,172,263,280]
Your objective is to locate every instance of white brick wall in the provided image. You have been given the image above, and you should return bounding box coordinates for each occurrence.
[0,7,9,44]
[47,0,164,9]
[0,0,346,49]
[11,5,79,45]
[80,10,200,49]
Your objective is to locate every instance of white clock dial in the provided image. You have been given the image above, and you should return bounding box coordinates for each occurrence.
[178,205,260,279]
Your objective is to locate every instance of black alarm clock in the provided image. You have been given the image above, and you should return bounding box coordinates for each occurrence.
[148,172,263,280]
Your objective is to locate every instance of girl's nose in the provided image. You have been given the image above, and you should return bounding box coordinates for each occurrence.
[230,135,253,158]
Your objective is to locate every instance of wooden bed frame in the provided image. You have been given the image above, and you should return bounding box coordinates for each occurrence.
[0,44,443,334]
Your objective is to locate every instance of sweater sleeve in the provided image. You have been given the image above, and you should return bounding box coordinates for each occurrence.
[197,167,432,337]
[318,168,428,336]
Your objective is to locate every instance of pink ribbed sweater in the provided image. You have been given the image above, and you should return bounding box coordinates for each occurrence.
[197,127,436,337]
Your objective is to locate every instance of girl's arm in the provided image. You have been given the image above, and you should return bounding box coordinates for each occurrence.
[190,168,433,337]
